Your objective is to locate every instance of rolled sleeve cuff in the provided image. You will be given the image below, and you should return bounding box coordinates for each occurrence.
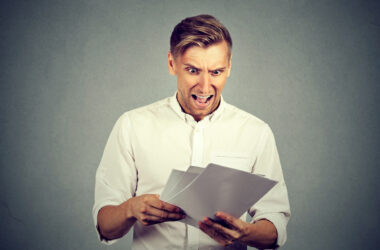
[92,201,122,245]
[251,213,288,249]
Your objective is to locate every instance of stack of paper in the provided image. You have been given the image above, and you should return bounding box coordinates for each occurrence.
[161,163,277,228]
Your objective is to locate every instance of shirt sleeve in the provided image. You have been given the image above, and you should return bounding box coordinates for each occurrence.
[92,114,137,245]
[249,124,291,249]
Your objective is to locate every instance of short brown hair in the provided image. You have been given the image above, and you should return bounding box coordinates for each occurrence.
[170,14,232,59]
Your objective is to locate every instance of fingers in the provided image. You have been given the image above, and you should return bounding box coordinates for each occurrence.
[199,219,233,246]
[149,198,183,213]
[199,214,250,246]
[202,217,241,241]
[131,194,186,226]
[138,212,183,226]
[215,211,244,232]
[138,214,163,226]
[144,205,185,221]
[144,195,185,219]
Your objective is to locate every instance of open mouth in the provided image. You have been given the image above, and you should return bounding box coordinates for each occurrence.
[191,94,213,108]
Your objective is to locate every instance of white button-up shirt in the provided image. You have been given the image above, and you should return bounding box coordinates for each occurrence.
[93,94,291,249]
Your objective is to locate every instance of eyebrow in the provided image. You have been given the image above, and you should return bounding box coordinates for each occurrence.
[183,63,227,72]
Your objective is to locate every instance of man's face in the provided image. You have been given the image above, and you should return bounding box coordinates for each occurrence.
[168,41,231,121]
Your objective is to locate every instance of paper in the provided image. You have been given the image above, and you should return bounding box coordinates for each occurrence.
[160,169,185,201]
[162,163,277,228]
[161,166,204,201]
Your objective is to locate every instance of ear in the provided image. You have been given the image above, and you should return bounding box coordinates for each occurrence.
[168,52,177,75]
[227,54,232,77]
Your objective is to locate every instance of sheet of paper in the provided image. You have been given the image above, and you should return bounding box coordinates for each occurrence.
[167,163,277,228]
[161,166,204,201]
[160,169,185,201]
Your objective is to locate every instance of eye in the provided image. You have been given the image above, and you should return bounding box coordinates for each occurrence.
[211,70,223,76]
[187,67,198,74]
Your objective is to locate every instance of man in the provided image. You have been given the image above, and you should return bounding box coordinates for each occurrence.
[93,14,290,249]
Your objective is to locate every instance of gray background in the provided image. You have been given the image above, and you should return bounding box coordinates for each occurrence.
[1,0,379,249]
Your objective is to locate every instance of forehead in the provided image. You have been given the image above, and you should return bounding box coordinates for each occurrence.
[178,41,230,67]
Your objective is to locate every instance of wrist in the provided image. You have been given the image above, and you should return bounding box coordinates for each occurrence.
[239,219,277,248]
[121,198,137,222]
[242,221,257,242]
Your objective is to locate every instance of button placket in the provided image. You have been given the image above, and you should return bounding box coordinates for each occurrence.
[187,123,205,248]
[191,124,204,167]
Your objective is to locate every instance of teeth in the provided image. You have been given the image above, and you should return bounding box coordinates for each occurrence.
[196,95,211,99]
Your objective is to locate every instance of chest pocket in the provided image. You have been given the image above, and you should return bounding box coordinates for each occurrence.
[210,152,253,173]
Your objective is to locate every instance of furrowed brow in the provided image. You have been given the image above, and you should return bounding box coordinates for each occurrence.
[209,67,227,72]
[184,63,201,71]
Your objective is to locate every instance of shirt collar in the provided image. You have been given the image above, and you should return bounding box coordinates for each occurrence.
[169,92,225,123]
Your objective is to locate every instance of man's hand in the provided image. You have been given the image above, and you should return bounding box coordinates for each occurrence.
[97,194,185,241]
[199,211,250,246]
[128,194,186,226]
[198,211,277,248]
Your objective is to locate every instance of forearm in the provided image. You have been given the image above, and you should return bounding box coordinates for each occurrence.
[242,219,278,249]
[97,200,136,241]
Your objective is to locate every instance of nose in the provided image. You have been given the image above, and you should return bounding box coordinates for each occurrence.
[198,72,212,93]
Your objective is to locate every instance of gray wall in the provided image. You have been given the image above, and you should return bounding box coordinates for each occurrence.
[1,0,379,249]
